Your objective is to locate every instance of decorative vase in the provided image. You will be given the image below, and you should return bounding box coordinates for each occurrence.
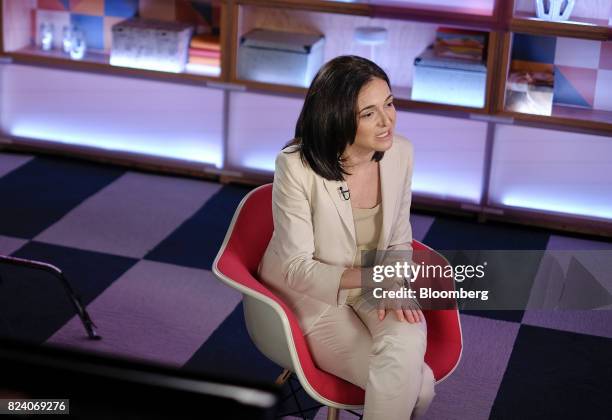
[535,0,575,21]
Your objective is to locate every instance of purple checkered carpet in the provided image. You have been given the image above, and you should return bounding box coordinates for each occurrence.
[0,151,611,419]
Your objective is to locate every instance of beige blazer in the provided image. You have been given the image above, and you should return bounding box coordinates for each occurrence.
[258,135,415,335]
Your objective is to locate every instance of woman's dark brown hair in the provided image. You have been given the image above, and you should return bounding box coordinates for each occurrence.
[285,55,391,181]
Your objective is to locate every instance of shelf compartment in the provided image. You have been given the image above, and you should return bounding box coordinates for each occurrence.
[232,3,493,111]
[395,110,489,204]
[226,90,304,173]
[500,32,612,131]
[226,91,489,206]
[0,63,225,168]
[501,107,612,133]
[488,123,612,222]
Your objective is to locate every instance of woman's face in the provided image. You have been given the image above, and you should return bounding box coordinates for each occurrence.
[352,77,396,155]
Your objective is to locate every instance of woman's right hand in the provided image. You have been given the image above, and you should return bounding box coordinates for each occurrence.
[377,307,424,323]
[372,274,424,323]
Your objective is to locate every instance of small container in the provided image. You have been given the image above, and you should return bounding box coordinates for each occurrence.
[111,18,194,73]
[69,28,87,60]
[39,22,54,51]
[412,47,487,108]
[237,28,325,88]
[62,25,77,54]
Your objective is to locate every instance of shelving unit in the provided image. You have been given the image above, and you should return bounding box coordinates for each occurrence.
[1,0,224,84]
[1,0,611,237]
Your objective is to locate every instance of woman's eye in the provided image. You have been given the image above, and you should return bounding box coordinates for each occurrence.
[386,101,394,107]
[361,112,374,119]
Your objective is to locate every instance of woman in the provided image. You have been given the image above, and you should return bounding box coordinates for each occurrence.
[258,55,435,419]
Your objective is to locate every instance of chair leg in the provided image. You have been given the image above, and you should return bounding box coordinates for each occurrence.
[275,368,292,385]
[327,406,339,420]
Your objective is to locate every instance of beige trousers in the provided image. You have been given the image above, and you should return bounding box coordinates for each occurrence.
[304,296,436,420]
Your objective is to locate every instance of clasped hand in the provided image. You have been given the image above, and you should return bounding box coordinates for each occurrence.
[362,269,424,324]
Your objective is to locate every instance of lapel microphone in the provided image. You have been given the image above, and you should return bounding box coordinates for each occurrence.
[338,186,351,201]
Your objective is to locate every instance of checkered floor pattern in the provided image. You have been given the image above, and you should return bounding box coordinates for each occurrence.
[0,152,610,419]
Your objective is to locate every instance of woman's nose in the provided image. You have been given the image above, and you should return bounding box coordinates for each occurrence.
[379,109,392,126]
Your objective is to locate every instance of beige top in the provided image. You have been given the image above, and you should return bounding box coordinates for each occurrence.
[347,202,383,303]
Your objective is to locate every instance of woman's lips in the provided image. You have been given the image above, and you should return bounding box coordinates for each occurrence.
[376,130,392,140]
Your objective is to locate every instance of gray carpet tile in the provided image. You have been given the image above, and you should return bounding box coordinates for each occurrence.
[36,172,222,258]
[0,153,32,178]
[411,213,436,242]
[48,260,242,366]
[422,314,521,420]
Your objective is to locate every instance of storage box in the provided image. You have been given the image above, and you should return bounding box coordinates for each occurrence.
[237,29,325,88]
[412,47,487,108]
[110,19,194,73]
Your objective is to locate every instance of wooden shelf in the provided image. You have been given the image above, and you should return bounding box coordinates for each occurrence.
[511,11,612,41]
[369,0,498,29]
[483,203,612,238]
[365,0,495,15]
[5,46,222,86]
[0,134,221,181]
[235,0,371,16]
[233,78,489,114]
[394,87,489,115]
[501,105,612,133]
[238,0,499,27]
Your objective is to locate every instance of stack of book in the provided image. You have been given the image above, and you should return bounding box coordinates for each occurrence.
[188,34,221,68]
[433,27,486,62]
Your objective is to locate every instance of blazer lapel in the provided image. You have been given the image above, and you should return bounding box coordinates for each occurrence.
[378,146,400,250]
[323,177,356,245]
[322,142,401,251]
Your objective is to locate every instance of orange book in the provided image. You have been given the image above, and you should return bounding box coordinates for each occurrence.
[190,34,221,51]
